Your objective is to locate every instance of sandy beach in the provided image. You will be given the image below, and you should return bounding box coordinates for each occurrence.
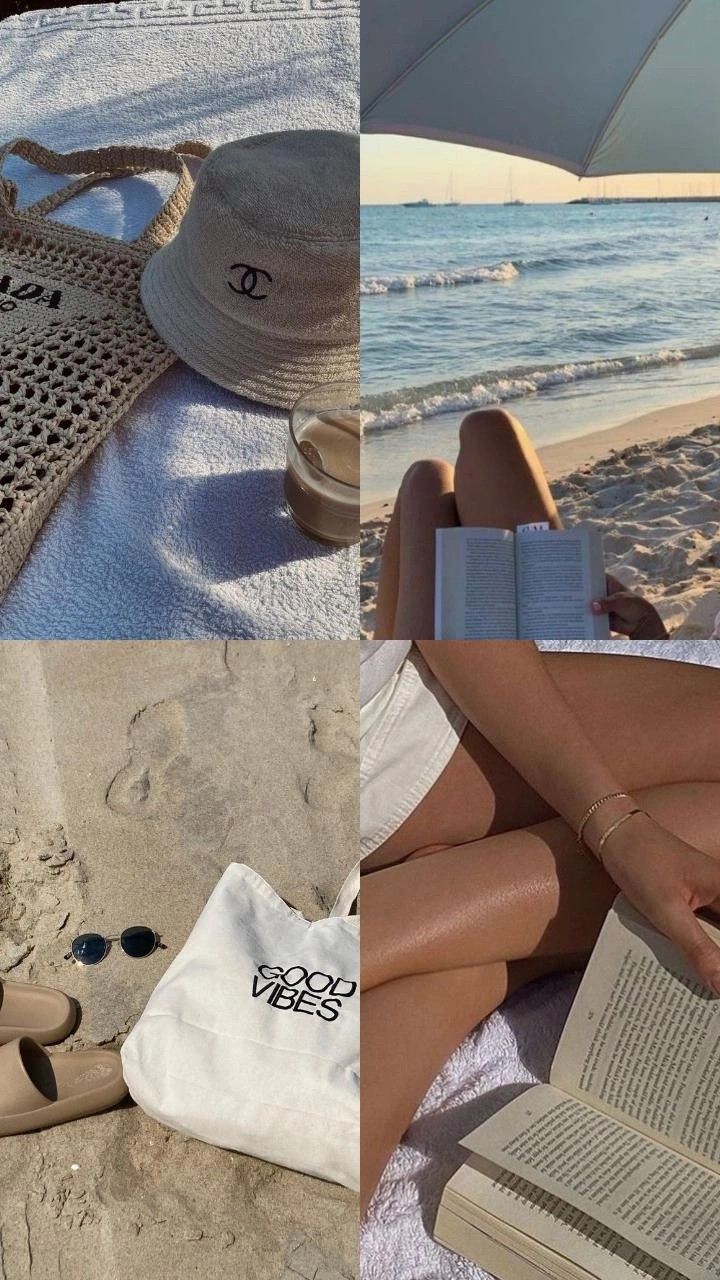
[0,641,358,1280]
[361,394,720,638]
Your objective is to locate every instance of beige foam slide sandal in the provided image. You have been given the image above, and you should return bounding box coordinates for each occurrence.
[0,978,76,1046]
[0,1038,128,1136]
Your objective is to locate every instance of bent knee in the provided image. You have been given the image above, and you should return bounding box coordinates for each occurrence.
[399,456,454,496]
[459,406,526,453]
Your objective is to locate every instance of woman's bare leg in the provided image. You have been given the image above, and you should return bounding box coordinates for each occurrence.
[453,407,562,530]
[364,649,720,870]
[373,407,559,638]
[361,953,580,1215]
[361,778,720,1210]
[374,458,458,639]
[360,650,720,1212]
[362,780,720,991]
[372,487,403,640]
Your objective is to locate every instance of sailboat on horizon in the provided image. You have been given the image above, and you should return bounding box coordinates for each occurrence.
[504,169,524,206]
[443,172,460,206]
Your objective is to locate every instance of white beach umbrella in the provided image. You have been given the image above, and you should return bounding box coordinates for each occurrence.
[361,0,720,175]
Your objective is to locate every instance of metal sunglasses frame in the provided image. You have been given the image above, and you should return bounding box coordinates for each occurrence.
[65,927,163,966]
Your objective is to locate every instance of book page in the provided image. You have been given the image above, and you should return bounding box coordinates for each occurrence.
[436,1205,552,1280]
[435,527,517,638]
[551,896,720,1172]
[461,1085,720,1280]
[440,1154,685,1280]
[515,527,609,640]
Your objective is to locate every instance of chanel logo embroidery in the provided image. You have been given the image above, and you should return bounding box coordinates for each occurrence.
[228,262,272,301]
[251,963,357,1022]
[0,274,62,314]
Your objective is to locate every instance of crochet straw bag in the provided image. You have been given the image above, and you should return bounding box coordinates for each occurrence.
[0,138,209,602]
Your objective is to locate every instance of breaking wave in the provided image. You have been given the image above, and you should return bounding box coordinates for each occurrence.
[361,346,717,434]
[360,261,519,294]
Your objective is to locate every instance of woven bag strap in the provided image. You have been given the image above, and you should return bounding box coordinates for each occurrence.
[0,138,211,248]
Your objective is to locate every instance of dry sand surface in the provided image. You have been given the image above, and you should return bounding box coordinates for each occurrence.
[361,397,720,639]
[0,640,358,1280]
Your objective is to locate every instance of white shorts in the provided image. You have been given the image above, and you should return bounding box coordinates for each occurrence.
[360,648,467,857]
[359,639,720,859]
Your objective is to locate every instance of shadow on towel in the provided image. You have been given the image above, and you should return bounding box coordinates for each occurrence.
[178,469,339,581]
[362,972,581,1280]
[411,1081,532,1237]
[408,971,580,1237]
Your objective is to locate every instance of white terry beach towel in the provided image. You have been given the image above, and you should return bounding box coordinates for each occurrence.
[362,974,580,1280]
[362,640,720,1279]
[0,0,359,639]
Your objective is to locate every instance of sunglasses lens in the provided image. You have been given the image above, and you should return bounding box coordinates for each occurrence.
[121,926,157,959]
[72,933,107,965]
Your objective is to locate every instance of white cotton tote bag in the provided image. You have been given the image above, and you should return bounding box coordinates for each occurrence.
[121,862,359,1189]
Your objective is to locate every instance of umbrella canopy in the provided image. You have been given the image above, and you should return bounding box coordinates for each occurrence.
[361,0,720,176]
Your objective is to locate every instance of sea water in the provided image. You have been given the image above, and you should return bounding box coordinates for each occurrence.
[361,202,720,498]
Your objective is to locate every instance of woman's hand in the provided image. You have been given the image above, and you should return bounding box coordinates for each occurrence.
[592,576,668,638]
[597,811,720,995]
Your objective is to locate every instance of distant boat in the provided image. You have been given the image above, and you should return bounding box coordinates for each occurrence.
[504,171,524,206]
[443,173,460,206]
[402,197,434,207]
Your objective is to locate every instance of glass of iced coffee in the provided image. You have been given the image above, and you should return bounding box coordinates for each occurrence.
[285,381,360,546]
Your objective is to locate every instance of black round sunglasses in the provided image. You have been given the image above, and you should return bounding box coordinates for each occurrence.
[65,926,162,966]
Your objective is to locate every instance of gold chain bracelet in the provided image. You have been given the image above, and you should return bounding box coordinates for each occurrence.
[596,808,645,866]
[577,791,631,854]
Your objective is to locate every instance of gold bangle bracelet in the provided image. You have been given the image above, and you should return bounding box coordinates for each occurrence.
[577,791,631,853]
[596,808,645,865]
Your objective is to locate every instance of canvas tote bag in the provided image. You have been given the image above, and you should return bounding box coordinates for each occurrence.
[0,138,209,601]
[121,863,360,1189]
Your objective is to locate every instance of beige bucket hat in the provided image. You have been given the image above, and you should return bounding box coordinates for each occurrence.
[140,130,359,410]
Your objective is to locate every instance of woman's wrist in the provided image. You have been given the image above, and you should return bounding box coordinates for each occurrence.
[579,792,639,858]
[589,808,653,870]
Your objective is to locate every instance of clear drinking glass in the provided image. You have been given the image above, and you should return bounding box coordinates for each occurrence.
[285,381,360,546]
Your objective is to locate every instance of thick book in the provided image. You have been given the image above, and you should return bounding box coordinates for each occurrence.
[435,896,720,1280]
[434,523,610,640]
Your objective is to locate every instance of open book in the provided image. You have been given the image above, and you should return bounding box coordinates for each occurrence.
[434,523,610,640]
[435,896,720,1280]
